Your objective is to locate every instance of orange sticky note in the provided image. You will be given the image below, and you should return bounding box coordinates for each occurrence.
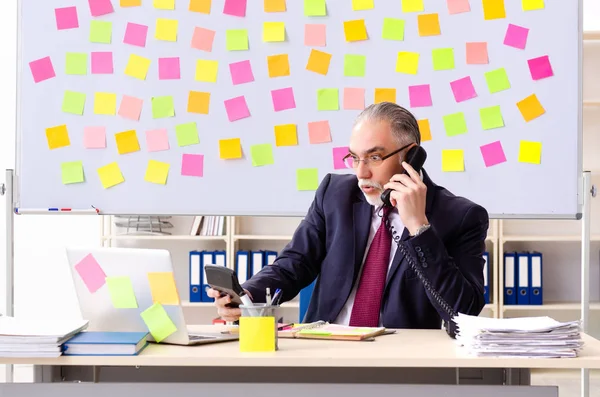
[121,0,141,6]
[395,51,419,74]
[265,0,286,12]
[115,130,140,154]
[267,54,290,77]
[274,124,298,146]
[189,0,211,13]
[418,119,432,141]
[374,88,396,103]
[46,125,70,150]
[343,19,368,42]
[418,13,440,36]
[188,91,210,114]
[516,94,545,122]
[306,49,331,75]
[219,138,242,159]
[147,272,180,305]
[518,141,542,164]
[483,0,506,20]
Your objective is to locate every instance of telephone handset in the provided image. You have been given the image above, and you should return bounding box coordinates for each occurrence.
[380,145,428,208]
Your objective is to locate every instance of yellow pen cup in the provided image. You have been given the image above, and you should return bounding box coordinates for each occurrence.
[239,304,279,352]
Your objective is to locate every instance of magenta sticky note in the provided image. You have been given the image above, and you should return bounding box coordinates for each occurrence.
[145,129,170,152]
[224,96,250,121]
[503,24,529,50]
[480,141,507,167]
[55,6,79,30]
[450,76,477,102]
[74,253,107,293]
[271,87,296,112]
[124,22,148,47]
[88,0,114,17]
[29,57,56,83]
[528,55,554,80]
[118,95,143,120]
[181,154,204,177]
[408,84,432,107]
[333,146,350,170]
[223,0,246,17]
[159,57,180,80]
[229,60,254,85]
[84,127,106,149]
[91,52,113,74]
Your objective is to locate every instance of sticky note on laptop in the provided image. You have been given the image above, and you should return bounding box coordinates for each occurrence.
[147,272,180,305]
[106,276,138,309]
[140,303,177,343]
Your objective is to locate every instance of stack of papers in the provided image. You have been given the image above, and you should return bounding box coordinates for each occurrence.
[0,317,89,357]
[454,313,583,358]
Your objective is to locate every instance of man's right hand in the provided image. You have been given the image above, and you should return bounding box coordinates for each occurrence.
[206,288,242,322]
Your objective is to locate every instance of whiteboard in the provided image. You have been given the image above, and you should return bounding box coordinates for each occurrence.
[15,0,582,217]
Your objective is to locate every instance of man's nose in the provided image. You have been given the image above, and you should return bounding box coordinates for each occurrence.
[355,161,371,179]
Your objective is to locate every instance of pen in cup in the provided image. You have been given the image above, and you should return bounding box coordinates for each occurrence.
[272,288,282,305]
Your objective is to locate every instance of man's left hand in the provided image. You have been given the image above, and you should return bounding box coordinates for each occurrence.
[383,161,429,235]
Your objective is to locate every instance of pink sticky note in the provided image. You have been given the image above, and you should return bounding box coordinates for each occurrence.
[124,22,148,47]
[55,6,79,30]
[408,84,432,107]
[74,253,107,293]
[229,60,254,85]
[223,0,246,17]
[503,24,529,50]
[181,154,204,177]
[305,24,326,46]
[466,42,488,64]
[450,76,477,102]
[480,141,507,167]
[29,56,55,83]
[271,87,296,112]
[88,0,114,17]
[447,0,470,14]
[118,95,143,121]
[308,121,331,144]
[224,96,250,121]
[145,129,169,152]
[343,87,365,110]
[84,127,106,149]
[159,57,181,80]
[333,146,350,170]
[192,27,215,52]
[91,52,113,74]
[528,55,553,80]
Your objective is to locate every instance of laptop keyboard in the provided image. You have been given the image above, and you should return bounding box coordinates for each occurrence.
[189,334,218,341]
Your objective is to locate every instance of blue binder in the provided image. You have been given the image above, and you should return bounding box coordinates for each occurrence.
[299,279,316,323]
[264,250,278,266]
[235,250,250,283]
[503,252,517,305]
[529,251,543,305]
[483,251,490,304]
[517,252,530,305]
[189,251,202,302]
[251,251,263,277]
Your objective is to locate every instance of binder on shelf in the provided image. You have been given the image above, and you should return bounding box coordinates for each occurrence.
[483,251,490,304]
[265,250,277,266]
[189,251,202,303]
[251,251,263,277]
[503,252,517,305]
[236,250,250,284]
[529,251,543,305]
[214,250,226,267]
[517,252,530,305]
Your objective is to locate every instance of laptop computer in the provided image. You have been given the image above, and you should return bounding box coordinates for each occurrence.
[65,246,238,346]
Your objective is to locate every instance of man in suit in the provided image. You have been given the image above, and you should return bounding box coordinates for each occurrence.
[208,102,489,329]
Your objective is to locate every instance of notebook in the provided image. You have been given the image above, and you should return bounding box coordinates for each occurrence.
[62,331,149,356]
[278,321,390,341]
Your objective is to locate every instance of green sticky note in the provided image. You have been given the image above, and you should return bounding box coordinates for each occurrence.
[432,48,454,71]
[344,54,366,77]
[250,144,274,166]
[175,122,200,146]
[304,0,326,16]
[485,67,511,93]
[298,329,332,336]
[317,88,339,110]
[140,303,177,343]
[443,112,468,136]
[152,96,175,118]
[479,105,504,130]
[62,90,86,115]
[61,161,84,184]
[90,20,112,44]
[106,276,138,309]
[297,168,319,191]
[226,29,248,51]
[382,18,404,41]
[65,53,87,75]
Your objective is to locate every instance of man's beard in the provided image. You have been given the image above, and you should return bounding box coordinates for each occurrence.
[358,179,384,207]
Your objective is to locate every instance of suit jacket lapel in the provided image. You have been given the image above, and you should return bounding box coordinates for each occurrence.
[352,198,372,282]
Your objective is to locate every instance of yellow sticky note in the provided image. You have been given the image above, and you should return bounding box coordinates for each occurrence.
[121,0,141,6]
[442,149,465,172]
[125,54,151,80]
[46,125,70,150]
[267,54,290,77]
[140,303,177,343]
[154,0,175,9]
[352,0,374,10]
[518,141,542,164]
[522,0,544,10]
[402,0,424,12]
[94,92,117,115]
[395,51,419,74]
[374,88,396,103]
[483,0,506,20]
[418,119,432,142]
[263,22,285,42]
[219,138,242,159]
[156,18,178,41]
[418,13,440,36]
[147,272,180,305]
[343,19,368,42]
[106,276,138,309]
[188,91,210,114]
[189,0,211,13]
[115,130,140,154]
[306,49,332,75]
[265,0,286,12]
[239,317,276,352]
[97,162,125,189]
[274,124,298,146]
[195,59,219,82]
[517,94,545,122]
[145,160,170,184]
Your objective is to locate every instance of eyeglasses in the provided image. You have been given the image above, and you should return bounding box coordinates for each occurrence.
[342,143,413,169]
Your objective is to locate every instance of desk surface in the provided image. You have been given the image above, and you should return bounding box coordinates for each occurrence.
[2,327,600,369]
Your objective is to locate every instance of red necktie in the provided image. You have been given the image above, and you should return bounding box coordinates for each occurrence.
[349,206,392,327]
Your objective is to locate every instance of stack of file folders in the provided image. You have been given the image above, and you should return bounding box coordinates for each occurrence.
[454,313,583,358]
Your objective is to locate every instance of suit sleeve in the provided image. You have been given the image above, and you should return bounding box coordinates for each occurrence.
[403,204,489,321]
[241,174,331,303]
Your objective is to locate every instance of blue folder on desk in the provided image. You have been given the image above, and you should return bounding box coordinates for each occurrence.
[63,331,148,356]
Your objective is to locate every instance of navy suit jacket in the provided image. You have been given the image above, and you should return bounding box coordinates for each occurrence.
[242,169,489,329]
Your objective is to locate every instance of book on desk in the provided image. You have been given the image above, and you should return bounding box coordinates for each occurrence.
[278,321,391,341]
[62,331,149,356]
